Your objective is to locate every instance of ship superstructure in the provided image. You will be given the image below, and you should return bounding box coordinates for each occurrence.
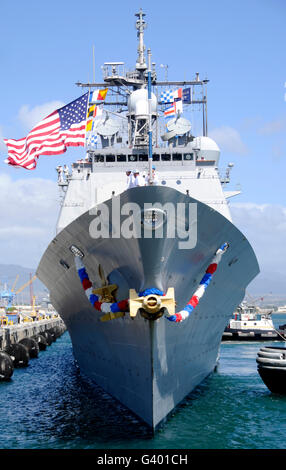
[37,10,259,429]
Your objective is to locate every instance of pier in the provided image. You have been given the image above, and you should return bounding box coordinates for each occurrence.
[0,317,65,350]
[0,316,66,380]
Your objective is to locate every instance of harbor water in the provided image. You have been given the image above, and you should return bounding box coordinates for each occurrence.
[1,314,286,450]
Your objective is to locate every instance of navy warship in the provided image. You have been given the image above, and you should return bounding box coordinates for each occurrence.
[36,10,259,428]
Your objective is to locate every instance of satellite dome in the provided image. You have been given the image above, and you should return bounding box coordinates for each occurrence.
[128,89,157,117]
[192,136,220,162]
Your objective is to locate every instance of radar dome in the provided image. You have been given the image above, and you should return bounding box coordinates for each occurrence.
[192,136,220,162]
[128,89,157,117]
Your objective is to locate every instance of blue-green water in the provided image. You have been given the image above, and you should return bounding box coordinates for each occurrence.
[1,315,286,450]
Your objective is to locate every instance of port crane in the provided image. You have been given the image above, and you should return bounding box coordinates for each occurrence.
[0,274,37,307]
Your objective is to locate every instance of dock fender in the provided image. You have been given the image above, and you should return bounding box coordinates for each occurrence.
[0,351,14,380]
[5,343,29,367]
[19,338,39,359]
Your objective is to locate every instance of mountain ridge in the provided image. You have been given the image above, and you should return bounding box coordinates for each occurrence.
[1,263,285,305]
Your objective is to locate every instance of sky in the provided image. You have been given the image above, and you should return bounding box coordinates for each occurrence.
[0,0,285,295]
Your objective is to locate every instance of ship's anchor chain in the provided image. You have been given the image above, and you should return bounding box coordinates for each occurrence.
[73,241,228,323]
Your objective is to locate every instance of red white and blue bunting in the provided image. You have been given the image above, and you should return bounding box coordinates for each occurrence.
[74,257,129,314]
[74,241,228,322]
[165,242,229,322]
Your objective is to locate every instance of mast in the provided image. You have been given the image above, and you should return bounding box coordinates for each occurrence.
[205,83,208,136]
[74,9,210,149]
[135,8,147,81]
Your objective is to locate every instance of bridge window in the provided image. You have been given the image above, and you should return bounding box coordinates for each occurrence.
[173,154,182,161]
[184,153,193,161]
[162,154,171,161]
[106,155,115,162]
[94,155,104,162]
[153,154,160,161]
[128,155,138,162]
[117,155,127,162]
[139,154,148,161]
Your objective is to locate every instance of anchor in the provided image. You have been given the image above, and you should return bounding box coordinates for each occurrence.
[100,311,125,322]
[129,288,176,320]
[92,265,118,303]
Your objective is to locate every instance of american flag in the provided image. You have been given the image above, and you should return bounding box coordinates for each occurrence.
[4,93,89,170]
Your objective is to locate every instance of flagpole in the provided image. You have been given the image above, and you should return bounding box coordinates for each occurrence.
[205,84,208,136]
[147,48,153,183]
[85,90,91,151]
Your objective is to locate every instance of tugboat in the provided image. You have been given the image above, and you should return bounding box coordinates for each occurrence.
[222,303,279,341]
[257,345,286,394]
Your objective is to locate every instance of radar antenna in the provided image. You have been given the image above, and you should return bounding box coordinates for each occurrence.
[161,117,192,143]
[96,115,121,148]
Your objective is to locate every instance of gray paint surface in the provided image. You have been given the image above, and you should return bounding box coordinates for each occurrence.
[37,186,259,428]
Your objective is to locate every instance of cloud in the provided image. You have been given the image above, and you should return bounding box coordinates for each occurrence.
[230,202,286,276]
[257,116,286,135]
[0,125,6,150]
[240,116,263,131]
[17,101,65,130]
[271,139,286,160]
[1,170,285,296]
[209,126,248,155]
[0,174,59,267]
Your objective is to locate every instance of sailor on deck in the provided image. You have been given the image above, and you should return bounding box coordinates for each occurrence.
[126,169,134,189]
[63,165,69,180]
[146,165,159,185]
[133,169,145,187]
[56,165,64,183]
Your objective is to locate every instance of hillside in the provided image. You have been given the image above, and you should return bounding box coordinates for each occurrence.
[1,263,285,307]
[0,264,47,304]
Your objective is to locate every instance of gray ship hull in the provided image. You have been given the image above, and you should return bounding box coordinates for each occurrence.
[37,186,259,428]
